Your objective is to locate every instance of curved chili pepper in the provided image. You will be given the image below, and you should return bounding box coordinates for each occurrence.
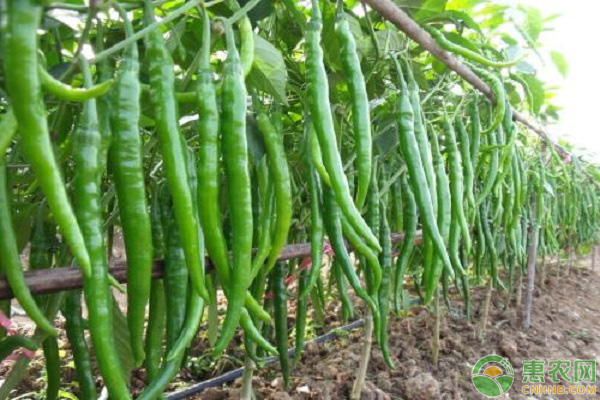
[38,65,113,102]
[0,160,56,336]
[0,335,38,361]
[322,184,379,322]
[3,0,91,277]
[425,26,525,68]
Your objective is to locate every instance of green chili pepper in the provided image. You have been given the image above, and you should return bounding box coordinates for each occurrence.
[29,207,61,400]
[272,261,290,388]
[299,154,324,300]
[306,0,380,251]
[0,108,17,157]
[76,57,131,400]
[144,279,166,383]
[240,307,278,355]
[424,126,452,303]
[378,200,394,369]
[455,117,475,208]
[3,0,91,277]
[0,165,56,336]
[322,184,379,323]
[335,6,372,209]
[444,117,471,253]
[0,335,38,361]
[239,16,254,77]
[480,202,505,290]
[41,332,60,400]
[251,159,274,277]
[393,173,417,312]
[160,193,189,352]
[476,127,501,206]
[469,101,482,173]
[38,65,113,102]
[294,266,309,365]
[425,26,525,68]
[144,1,208,301]
[404,61,437,209]
[63,291,96,399]
[166,292,205,361]
[308,120,331,186]
[257,112,292,273]
[393,57,454,281]
[109,4,152,366]
[472,67,506,135]
[195,12,267,326]
[212,20,254,356]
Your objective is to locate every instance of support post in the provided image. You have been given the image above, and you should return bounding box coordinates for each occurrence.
[522,197,539,330]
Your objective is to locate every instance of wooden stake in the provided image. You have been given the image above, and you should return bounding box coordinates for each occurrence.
[351,312,374,400]
[522,197,540,330]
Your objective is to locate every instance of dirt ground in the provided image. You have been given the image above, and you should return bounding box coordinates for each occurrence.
[2,255,599,399]
[190,256,600,400]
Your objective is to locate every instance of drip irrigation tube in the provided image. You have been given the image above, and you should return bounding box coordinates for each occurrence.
[166,319,365,399]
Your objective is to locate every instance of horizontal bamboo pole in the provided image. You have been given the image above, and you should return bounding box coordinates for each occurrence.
[0,231,423,300]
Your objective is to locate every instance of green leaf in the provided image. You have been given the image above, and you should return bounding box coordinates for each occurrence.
[519,5,543,42]
[437,10,483,35]
[58,390,79,400]
[375,30,405,54]
[248,34,288,105]
[445,0,484,11]
[111,296,135,383]
[414,0,447,21]
[514,61,536,75]
[520,74,545,115]
[550,51,568,77]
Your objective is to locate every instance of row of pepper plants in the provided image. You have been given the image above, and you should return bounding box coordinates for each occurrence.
[0,0,598,399]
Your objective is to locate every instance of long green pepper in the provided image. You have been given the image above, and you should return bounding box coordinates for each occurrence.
[393,57,454,282]
[335,6,372,209]
[306,0,380,251]
[76,57,131,400]
[213,21,254,356]
[144,2,208,301]
[257,112,292,273]
[110,4,152,366]
[3,0,91,277]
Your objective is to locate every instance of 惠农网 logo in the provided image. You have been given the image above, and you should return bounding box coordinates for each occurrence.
[472,355,515,397]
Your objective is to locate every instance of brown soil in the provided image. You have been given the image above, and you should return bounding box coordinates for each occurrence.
[190,257,600,400]
[2,256,599,400]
